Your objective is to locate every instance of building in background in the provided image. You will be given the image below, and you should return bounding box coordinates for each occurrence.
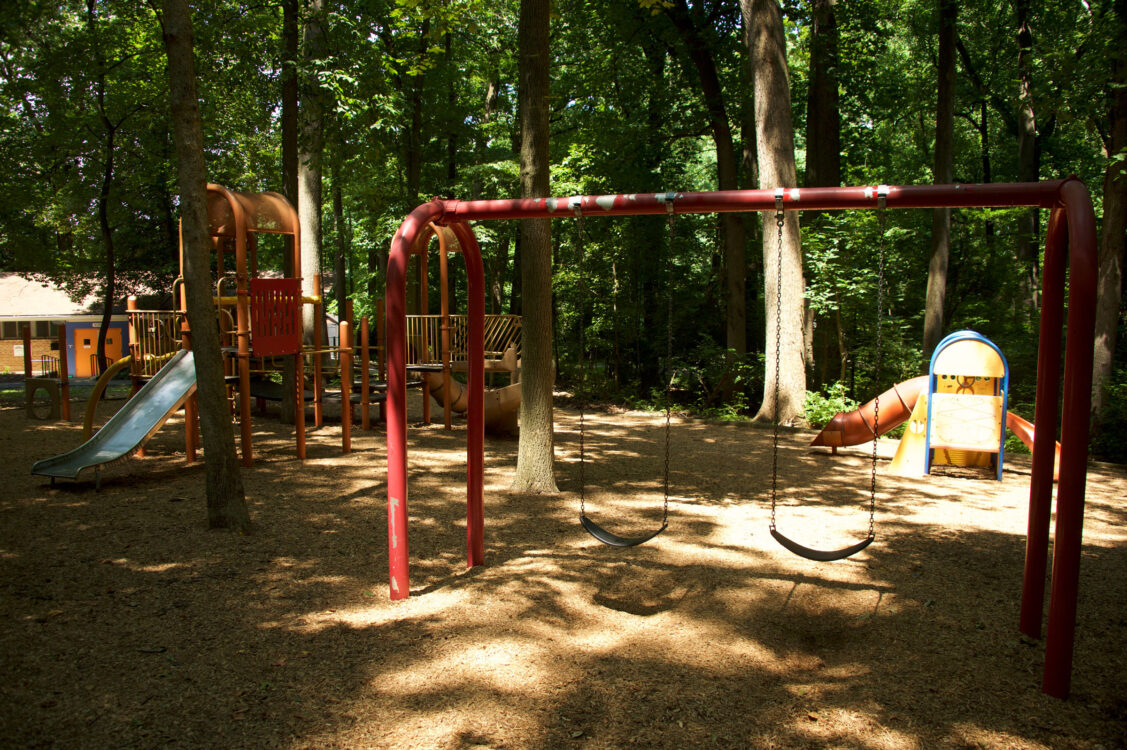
[0,273,168,377]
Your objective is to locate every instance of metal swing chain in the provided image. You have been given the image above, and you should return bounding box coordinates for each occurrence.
[574,200,588,519]
[662,195,677,525]
[868,187,889,541]
[769,190,785,533]
[575,195,676,527]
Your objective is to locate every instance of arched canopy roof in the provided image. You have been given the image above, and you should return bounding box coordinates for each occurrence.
[206,185,298,237]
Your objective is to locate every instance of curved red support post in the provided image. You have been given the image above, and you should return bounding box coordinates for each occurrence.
[450,221,486,569]
[386,201,446,600]
[1041,179,1098,699]
[1021,207,1068,639]
[384,207,488,600]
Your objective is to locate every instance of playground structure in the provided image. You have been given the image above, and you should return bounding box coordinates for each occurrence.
[405,222,522,435]
[29,185,523,485]
[812,330,1062,480]
[31,185,392,483]
[21,322,71,421]
[383,179,1098,700]
[32,349,198,488]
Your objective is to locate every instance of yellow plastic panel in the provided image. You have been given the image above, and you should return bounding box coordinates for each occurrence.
[890,393,929,477]
[932,339,1006,377]
[929,393,1004,451]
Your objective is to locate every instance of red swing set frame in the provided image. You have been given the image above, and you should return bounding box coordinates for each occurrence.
[383,178,1098,699]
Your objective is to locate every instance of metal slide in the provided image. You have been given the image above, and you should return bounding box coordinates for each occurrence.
[31,350,197,484]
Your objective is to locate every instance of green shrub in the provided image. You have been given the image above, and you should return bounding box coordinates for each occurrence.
[804,381,858,429]
[1091,369,1127,464]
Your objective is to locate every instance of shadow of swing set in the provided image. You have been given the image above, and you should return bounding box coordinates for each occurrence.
[383,179,1099,701]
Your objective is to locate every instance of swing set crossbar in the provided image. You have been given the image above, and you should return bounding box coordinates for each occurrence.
[383,179,1097,701]
[435,181,1066,222]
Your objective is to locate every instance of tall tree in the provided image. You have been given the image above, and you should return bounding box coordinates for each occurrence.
[87,0,131,374]
[805,0,844,386]
[1014,0,1040,316]
[511,0,558,494]
[923,0,958,356]
[331,150,349,316]
[805,0,841,192]
[299,0,326,340]
[279,0,300,424]
[159,0,251,532]
[0,3,175,367]
[1094,0,1127,413]
[743,0,806,424]
[666,0,747,356]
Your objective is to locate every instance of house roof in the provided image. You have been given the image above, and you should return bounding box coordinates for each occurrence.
[0,273,105,318]
[0,273,172,318]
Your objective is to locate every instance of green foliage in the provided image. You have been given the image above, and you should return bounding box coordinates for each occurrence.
[674,345,764,420]
[2,0,1123,463]
[1092,369,1127,464]
[804,382,858,429]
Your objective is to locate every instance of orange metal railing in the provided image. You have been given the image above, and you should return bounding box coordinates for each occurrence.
[126,310,184,378]
[404,314,520,366]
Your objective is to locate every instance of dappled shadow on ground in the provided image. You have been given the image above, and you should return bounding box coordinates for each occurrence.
[0,398,1124,749]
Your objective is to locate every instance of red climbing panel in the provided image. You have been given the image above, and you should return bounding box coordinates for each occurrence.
[249,278,302,357]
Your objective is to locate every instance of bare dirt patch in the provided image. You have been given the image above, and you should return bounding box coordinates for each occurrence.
[1,393,1124,749]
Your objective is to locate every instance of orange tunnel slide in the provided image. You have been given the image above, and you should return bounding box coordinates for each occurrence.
[809,375,928,448]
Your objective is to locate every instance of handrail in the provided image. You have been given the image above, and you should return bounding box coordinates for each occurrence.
[126,310,184,378]
[405,313,520,366]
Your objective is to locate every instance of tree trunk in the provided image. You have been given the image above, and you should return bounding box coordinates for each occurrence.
[160,0,251,533]
[667,0,746,356]
[743,0,806,424]
[1015,0,1040,318]
[280,0,300,424]
[445,31,458,194]
[299,0,326,343]
[88,1,118,377]
[805,0,841,388]
[489,233,510,314]
[405,19,429,207]
[805,0,841,191]
[1093,0,1127,413]
[510,0,558,494]
[923,0,957,356]
[331,152,348,318]
[95,124,117,377]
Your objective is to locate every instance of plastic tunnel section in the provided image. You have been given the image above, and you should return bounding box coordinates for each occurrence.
[31,350,197,483]
[421,371,520,436]
[809,376,928,447]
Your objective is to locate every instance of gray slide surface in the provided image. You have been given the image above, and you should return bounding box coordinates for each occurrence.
[31,350,197,481]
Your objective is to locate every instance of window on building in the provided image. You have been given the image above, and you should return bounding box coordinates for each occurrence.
[0,321,19,340]
[34,321,50,338]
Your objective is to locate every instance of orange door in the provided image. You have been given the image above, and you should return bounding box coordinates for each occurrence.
[74,328,124,377]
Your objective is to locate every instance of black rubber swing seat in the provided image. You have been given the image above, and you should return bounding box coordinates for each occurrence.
[581,514,668,548]
[769,528,873,562]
